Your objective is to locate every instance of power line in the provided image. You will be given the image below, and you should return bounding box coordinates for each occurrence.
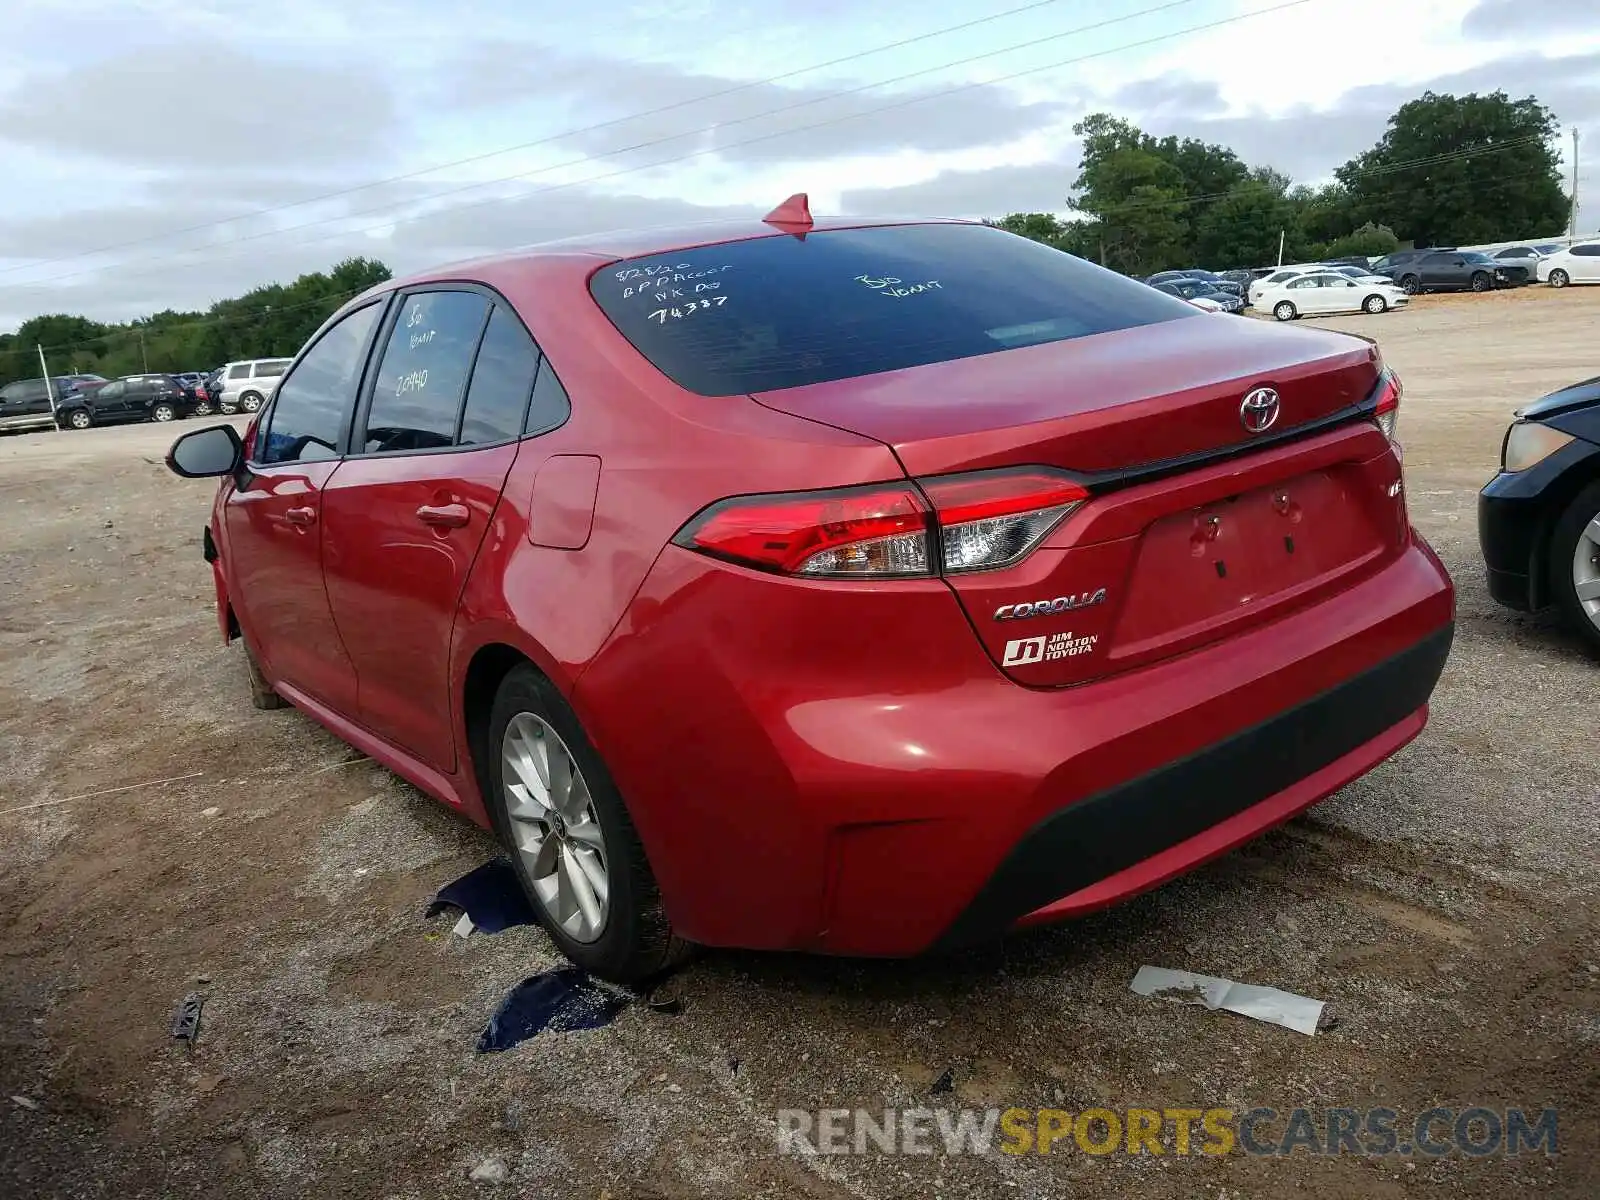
[0,0,1146,278]
[13,0,1318,291]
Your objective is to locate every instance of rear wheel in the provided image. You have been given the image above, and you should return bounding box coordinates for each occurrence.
[1470,271,1491,293]
[1363,294,1387,314]
[152,402,177,422]
[239,391,264,413]
[191,399,214,417]
[487,664,688,983]
[1272,301,1297,322]
[1400,274,1421,294]
[1549,269,1570,289]
[1551,481,1600,657]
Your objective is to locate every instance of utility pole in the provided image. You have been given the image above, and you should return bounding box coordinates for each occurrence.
[139,329,149,373]
[1571,127,1582,239]
[37,345,57,422]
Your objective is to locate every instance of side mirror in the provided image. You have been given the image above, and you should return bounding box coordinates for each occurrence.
[167,423,243,479]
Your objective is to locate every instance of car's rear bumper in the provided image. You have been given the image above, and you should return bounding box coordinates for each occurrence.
[576,532,1455,957]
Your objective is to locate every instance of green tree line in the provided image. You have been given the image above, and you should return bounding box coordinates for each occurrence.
[990,91,1571,278]
[0,256,392,388]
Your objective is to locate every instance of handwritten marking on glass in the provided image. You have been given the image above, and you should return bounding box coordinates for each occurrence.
[647,295,729,324]
[395,369,429,396]
[620,265,733,299]
[857,274,942,298]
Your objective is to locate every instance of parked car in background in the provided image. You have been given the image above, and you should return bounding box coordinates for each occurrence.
[1369,248,1433,278]
[1249,264,1329,305]
[1257,271,1409,320]
[1479,374,1600,655]
[1217,268,1254,297]
[164,209,1451,982]
[1535,244,1600,288]
[1186,295,1227,312]
[216,358,292,413]
[1151,277,1245,313]
[1488,246,1546,279]
[171,372,218,416]
[1181,269,1245,298]
[1378,250,1511,294]
[55,373,196,429]
[1324,264,1402,287]
[0,376,87,433]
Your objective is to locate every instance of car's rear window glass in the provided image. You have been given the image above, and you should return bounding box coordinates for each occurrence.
[589,222,1191,397]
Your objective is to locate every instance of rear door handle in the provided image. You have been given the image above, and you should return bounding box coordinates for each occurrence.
[285,506,317,527]
[416,502,470,529]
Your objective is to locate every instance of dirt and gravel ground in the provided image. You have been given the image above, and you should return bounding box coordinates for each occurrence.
[1,287,1597,1200]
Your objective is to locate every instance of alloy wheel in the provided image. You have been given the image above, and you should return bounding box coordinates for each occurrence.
[501,712,611,943]
[153,405,175,422]
[1401,275,1420,294]
[1575,512,1600,635]
[1273,301,1295,322]
[241,394,262,412]
[1550,270,1569,289]
[1364,295,1386,314]
[69,411,90,429]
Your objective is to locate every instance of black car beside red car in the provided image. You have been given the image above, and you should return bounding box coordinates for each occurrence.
[1479,374,1600,655]
[54,374,201,429]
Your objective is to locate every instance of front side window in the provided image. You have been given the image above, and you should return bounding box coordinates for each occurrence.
[590,222,1189,397]
[259,303,382,465]
[1572,244,1600,257]
[362,290,490,454]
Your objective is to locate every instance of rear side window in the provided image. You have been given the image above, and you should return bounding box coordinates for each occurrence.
[259,303,382,465]
[255,360,290,378]
[362,291,490,454]
[1572,244,1600,257]
[228,364,250,379]
[589,223,1189,397]
[459,305,540,445]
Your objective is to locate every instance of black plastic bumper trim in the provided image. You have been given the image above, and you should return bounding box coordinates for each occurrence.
[931,623,1454,952]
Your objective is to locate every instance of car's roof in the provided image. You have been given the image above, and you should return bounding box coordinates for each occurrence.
[384,214,969,292]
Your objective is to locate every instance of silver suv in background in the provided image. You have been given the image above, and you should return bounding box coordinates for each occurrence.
[217,358,292,413]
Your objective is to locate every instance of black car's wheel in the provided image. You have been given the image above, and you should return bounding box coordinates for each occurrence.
[1470,271,1491,293]
[1272,301,1297,322]
[191,400,214,417]
[1363,294,1388,314]
[487,663,688,983]
[1400,274,1421,295]
[239,391,264,413]
[1549,269,1570,289]
[1551,480,1600,657]
[152,402,177,422]
[62,408,92,430]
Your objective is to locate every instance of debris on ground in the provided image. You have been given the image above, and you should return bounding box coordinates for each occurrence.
[452,913,475,939]
[468,1155,509,1184]
[170,993,205,1046]
[1130,965,1326,1036]
[476,967,630,1053]
[930,1067,955,1094]
[425,858,536,934]
[10,1095,40,1111]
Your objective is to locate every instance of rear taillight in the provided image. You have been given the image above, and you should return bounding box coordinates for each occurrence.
[1373,369,1402,443]
[673,467,1088,579]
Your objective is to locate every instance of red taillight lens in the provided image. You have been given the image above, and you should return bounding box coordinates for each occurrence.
[1373,368,1402,443]
[673,468,1088,579]
[920,468,1088,573]
[676,484,932,577]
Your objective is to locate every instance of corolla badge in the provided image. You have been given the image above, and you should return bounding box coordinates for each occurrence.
[993,589,1108,620]
[1240,386,1280,434]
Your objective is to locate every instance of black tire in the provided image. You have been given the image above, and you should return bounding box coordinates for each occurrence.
[1363,294,1387,314]
[1470,271,1491,293]
[1549,481,1600,658]
[1400,274,1421,295]
[152,402,177,422]
[62,408,92,430]
[239,391,264,413]
[1549,269,1570,289]
[191,400,214,417]
[487,664,688,983]
[1272,300,1297,322]
[243,640,286,709]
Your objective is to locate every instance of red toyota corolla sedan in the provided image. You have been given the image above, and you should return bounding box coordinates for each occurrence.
[167,200,1454,982]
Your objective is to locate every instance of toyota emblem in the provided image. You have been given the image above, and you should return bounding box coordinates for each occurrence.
[1239,386,1280,434]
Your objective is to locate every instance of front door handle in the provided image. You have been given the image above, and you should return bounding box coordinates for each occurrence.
[416,502,470,529]
[285,506,317,527]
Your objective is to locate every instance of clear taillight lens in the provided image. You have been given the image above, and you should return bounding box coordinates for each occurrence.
[673,468,1088,579]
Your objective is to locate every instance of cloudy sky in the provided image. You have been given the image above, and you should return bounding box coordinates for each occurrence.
[0,0,1597,328]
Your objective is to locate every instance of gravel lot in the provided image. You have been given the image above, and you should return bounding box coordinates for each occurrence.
[2,287,1596,1199]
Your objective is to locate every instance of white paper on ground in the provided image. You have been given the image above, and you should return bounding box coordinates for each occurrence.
[1130,966,1326,1036]
[451,912,475,939]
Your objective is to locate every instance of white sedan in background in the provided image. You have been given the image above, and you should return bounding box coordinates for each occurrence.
[1257,270,1410,320]
[1535,244,1600,287]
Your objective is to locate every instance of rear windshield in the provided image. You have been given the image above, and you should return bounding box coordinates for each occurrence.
[588,222,1191,396]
